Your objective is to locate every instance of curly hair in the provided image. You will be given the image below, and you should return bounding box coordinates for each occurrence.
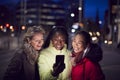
[23,26,45,64]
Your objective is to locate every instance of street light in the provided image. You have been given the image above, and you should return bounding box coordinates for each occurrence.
[78,7,82,11]
[71,13,75,17]
[21,25,26,30]
[6,23,9,28]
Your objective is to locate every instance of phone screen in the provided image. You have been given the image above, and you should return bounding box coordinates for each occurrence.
[55,55,64,65]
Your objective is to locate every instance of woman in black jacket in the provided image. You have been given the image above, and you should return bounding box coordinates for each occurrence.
[3,26,45,80]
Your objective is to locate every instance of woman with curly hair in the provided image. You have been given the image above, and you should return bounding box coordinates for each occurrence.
[3,26,45,80]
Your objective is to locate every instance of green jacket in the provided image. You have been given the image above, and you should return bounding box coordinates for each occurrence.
[38,43,72,80]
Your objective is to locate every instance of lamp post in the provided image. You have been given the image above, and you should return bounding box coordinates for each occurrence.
[117,0,120,44]
[78,0,83,23]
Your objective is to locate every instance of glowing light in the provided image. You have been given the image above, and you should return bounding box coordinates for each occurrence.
[71,29,76,33]
[99,20,102,24]
[92,36,97,41]
[89,32,92,36]
[22,26,26,30]
[72,23,79,29]
[10,26,13,30]
[71,13,75,17]
[0,26,3,30]
[104,40,107,44]
[6,23,9,27]
[108,40,112,45]
[96,32,100,36]
[78,7,82,11]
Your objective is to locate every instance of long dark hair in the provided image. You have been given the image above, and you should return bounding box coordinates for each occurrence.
[74,30,103,63]
[72,30,92,63]
[75,30,92,46]
[43,27,69,48]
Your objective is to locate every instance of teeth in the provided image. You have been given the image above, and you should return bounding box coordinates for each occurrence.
[57,46,61,48]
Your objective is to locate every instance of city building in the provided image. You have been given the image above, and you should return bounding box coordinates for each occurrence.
[109,0,120,44]
[16,0,70,31]
[16,0,84,31]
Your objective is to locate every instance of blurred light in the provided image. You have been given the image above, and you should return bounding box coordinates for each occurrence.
[96,32,100,36]
[10,26,13,30]
[52,26,56,28]
[89,32,92,36]
[99,20,102,24]
[78,7,82,11]
[22,26,26,30]
[71,29,76,33]
[0,26,3,30]
[71,13,75,17]
[72,23,79,29]
[3,28,7,32]
[11,33,15,37]
[108,40,112,45]
[92,36,98,43]
[114,25,117,32]
[92,36,97,41]
[6,23,9,27]
[104,40,107,44]
[28,20,32,24]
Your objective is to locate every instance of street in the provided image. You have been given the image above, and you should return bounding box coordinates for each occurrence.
[0,44,120,80]
[0,50,16,80]
[100,44,120,80]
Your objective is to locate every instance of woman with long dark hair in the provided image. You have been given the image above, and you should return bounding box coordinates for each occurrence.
[71,31,105,80]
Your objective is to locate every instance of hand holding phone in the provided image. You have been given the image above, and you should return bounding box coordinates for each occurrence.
[52,55,65,77]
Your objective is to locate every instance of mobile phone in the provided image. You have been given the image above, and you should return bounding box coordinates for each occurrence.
[55,55,64,65]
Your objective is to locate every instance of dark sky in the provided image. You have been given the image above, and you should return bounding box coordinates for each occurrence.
[85,0,108,21]
[0,0,108,21]
[0,0,19,5]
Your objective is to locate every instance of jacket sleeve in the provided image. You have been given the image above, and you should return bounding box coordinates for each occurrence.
[3,52,23,80]
[38,54,57,80]
[86,61,105,80]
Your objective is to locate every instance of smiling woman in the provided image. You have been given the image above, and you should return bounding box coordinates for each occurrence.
[3,26,46,80]
[38,27,72,80]
[71,30,105,80]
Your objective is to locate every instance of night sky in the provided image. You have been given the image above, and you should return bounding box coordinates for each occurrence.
[85,0,108,21]
[0,0,19,6]
[0,0,108,21]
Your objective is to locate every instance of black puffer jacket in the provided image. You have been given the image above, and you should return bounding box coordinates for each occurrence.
[86,43,103,63]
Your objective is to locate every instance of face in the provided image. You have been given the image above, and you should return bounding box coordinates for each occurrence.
[29,33,44,51]
[72,34,86,53]
[51,32,65,50]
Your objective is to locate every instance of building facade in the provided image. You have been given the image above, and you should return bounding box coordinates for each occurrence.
[109,0,120,43]
[16,0,69,31]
